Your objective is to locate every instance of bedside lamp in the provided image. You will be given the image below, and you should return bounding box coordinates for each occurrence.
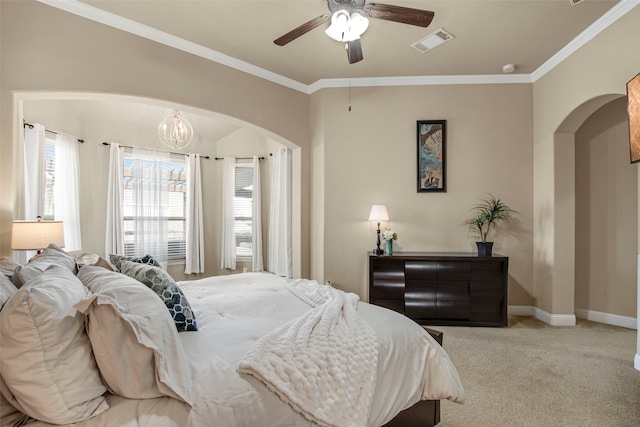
[368,205,389,255]
[12,218,65,254]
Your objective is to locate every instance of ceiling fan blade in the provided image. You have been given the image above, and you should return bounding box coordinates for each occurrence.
[365,3,434,27]
[346,39,363,64]
[274,14,331,46]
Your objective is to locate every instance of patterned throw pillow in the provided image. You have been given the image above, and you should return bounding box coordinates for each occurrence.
[109,254,161,271]
[119,261,198,332]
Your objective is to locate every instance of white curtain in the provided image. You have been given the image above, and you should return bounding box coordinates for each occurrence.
[19,123,46,262]
[23,124,45,222]
[221,157,236,270]
[184,153,205,274]
[269,147,292,278]
[251,156,263,272]
[129,147,169,267]
[105,143,124,257]
[54,133,82,251]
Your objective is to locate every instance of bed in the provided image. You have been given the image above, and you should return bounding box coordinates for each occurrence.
[0,247,464,427]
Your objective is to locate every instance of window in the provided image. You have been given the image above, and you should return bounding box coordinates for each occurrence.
[25,125,82,252]
[42,137,56,220]
[122,154,187,262]
[234,163,254,259]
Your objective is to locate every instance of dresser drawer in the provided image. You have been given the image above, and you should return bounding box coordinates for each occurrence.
[370,259,405,299]
[471,261,504,281]
[405,261,438,280]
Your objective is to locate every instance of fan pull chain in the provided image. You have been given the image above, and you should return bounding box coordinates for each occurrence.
[348,78,352,112]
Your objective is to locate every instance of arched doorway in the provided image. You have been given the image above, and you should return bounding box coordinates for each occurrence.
[14,92,304,279]
[543,94,639,371]
[574,97,637,327]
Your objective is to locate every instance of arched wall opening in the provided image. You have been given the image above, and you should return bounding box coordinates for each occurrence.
[549,92,639,370]
[548,95,625,325]
[574,97,637,327]
[551,94,624,315]
[13,92,303,280]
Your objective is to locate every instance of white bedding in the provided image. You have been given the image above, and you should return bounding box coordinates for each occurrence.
[22,272,464,427]
[238,279,379,427]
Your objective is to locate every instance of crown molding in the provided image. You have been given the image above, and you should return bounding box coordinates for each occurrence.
[37,0,638,94]
[308,73,532,93]
[531,0,639,82]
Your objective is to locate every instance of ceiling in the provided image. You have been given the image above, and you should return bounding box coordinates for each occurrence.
[40,0,630,91]
[29,1,632,144]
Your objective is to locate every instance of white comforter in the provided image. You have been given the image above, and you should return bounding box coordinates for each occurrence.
[238,279,379,427]
[23,272,465,427]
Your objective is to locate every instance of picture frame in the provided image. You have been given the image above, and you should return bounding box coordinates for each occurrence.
[417,120,446,192]
[627,72,640,164]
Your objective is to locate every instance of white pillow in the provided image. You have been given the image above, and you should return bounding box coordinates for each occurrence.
[11,244,77,288]
[0,257,20,279]
[0,272,17,308]
[0,265,109,424]
[75,266,193,405]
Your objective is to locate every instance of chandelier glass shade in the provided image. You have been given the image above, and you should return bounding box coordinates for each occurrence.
[325,10,369,42]
[158,110,193,149]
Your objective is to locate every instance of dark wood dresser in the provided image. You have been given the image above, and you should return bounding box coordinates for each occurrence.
[369,252,508,326]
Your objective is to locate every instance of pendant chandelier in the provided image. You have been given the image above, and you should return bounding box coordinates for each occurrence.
[158,110,193,149]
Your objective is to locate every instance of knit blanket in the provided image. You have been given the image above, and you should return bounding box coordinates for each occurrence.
[237,279,379,427]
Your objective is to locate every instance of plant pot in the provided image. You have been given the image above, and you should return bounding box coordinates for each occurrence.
[476,242,493,256]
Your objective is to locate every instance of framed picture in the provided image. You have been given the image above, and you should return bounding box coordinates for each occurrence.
[417,120,446,192]
[627,72,640,164]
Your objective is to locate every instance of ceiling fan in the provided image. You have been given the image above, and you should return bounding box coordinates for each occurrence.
[274,0,435,64]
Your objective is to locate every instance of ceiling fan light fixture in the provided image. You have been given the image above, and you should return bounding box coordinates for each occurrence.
[349,12,369,38]
[325,9,369,42]
[158,110,193,150]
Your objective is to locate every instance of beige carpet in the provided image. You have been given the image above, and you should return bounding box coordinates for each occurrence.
[431,316,640,427]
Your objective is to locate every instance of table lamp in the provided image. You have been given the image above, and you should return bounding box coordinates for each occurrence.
[368,205,389,255]
[12,218,65,254]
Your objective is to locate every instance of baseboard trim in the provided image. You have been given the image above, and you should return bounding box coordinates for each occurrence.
[575,308,637,330]
[535,308,576,326]
[507,305,576,326]
[635,354,640,371]
[508,305,637,329]
[508,305,534,316]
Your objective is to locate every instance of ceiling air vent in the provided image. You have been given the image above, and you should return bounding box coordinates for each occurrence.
[411,28,454,54]
[569,0,587,6]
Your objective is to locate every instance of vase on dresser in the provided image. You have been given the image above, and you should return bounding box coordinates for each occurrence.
[385,239,393,255]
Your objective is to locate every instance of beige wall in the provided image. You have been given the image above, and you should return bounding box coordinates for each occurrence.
[575,97,637,318]
[532,4,639,359]
[313,84,534,302]
[532,4,640,319]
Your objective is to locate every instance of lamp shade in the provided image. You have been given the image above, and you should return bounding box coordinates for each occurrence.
[11,221,65,250]
[368,205,389,222]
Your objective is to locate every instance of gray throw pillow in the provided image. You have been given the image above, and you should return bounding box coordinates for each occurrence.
[119,261,198,332]
[109,254,161,271]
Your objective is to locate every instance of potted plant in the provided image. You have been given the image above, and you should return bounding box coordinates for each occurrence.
[464,195,517,256]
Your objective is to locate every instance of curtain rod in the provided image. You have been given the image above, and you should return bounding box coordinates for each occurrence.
[101,142,210,159]
[214,156,266,160]
[23,121,84,143]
